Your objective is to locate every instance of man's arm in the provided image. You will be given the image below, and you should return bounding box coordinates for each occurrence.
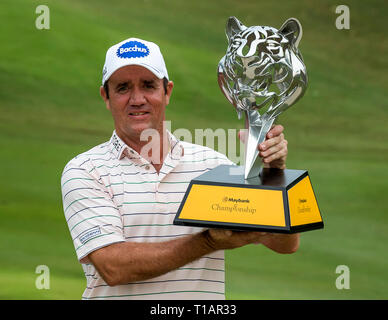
[257,233,299,253]
[88,230,268,286]
[239,124,300,252]
[258,125,300,252]
[88,232,211,286]
[88,124,297,286]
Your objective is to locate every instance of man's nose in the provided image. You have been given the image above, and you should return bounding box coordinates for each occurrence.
[129,87,146,105]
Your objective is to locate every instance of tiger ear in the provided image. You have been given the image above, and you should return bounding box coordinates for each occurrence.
[279,18,303,47]
[226,16,246,42]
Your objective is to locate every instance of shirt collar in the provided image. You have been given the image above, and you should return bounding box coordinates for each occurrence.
[109,130,184,161]
[109,131,127,159]
[167,130,184,159]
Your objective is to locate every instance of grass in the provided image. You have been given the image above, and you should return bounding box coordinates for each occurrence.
[0,0,387,299]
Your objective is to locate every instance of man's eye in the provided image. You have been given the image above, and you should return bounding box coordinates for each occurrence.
[144,82,155,89]
[118,86,128,92]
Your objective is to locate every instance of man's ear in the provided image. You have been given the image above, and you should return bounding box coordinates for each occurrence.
[165,81,174,106]
[100,85,111,111]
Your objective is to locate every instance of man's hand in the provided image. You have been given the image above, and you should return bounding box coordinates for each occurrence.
[239,124,288,169]
[258,125,288,169]
[204,229,267,250]
[204,229,299,254]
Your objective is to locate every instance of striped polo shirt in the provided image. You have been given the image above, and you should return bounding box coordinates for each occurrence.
[61,130,233,300]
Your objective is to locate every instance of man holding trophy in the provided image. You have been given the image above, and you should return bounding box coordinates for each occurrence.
[61,17,304,300]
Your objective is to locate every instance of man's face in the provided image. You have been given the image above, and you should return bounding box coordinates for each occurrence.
[100,65,173,145]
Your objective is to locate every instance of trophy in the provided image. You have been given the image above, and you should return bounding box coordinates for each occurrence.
[174,17,324,233]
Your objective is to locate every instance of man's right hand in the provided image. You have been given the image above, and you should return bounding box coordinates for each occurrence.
[203,229,267,250]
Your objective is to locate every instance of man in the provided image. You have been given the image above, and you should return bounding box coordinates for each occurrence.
[61,38,298,300]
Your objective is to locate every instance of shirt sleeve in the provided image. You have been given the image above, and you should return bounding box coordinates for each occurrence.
[61,159,125,262]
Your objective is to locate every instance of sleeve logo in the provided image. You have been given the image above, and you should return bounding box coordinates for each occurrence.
[79,226,102,245]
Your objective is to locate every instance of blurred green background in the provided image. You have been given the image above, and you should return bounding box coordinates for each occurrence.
[0,0,387,299]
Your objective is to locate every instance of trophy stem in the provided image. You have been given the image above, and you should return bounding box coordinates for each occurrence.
[244,111,274,179]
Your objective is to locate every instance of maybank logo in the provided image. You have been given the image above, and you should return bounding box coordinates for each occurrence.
[117,40,149,59]
[222,197,250,204]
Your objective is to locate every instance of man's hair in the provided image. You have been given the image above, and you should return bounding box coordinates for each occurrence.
[103,77,169,99]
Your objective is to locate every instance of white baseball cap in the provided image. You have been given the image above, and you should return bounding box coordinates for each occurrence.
[101,37,169,85]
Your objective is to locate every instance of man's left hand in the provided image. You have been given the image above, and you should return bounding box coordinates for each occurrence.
[258,124,288,169]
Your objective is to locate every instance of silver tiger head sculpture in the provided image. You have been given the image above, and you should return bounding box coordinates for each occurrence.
[218,17,308,179]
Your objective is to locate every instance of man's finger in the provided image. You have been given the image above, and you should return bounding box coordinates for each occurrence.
[259,140,284,158]
[238,129,248,143]
[259,133,285,151]
[262,147,287,164]
[266,124,284,139]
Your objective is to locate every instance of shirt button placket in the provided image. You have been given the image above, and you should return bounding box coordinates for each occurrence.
[143,162,158,208]
[156,166,164,213]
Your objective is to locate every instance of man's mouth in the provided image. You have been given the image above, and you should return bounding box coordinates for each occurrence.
[129,112,149,116]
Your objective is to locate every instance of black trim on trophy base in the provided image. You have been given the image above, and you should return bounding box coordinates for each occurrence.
[173,218,324,234]
[173,217,293,234]
[289,221,324,233]
[190,165,308,191]
[282,189,291,230]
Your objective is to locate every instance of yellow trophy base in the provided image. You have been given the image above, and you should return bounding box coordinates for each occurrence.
[174,165,323,233]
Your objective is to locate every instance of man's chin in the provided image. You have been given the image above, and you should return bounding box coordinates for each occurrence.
[124,124,162,139]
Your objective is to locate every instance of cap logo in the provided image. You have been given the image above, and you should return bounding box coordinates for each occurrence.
[116,40,149,59]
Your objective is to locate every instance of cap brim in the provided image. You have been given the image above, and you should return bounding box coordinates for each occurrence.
[103,62,167,85]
